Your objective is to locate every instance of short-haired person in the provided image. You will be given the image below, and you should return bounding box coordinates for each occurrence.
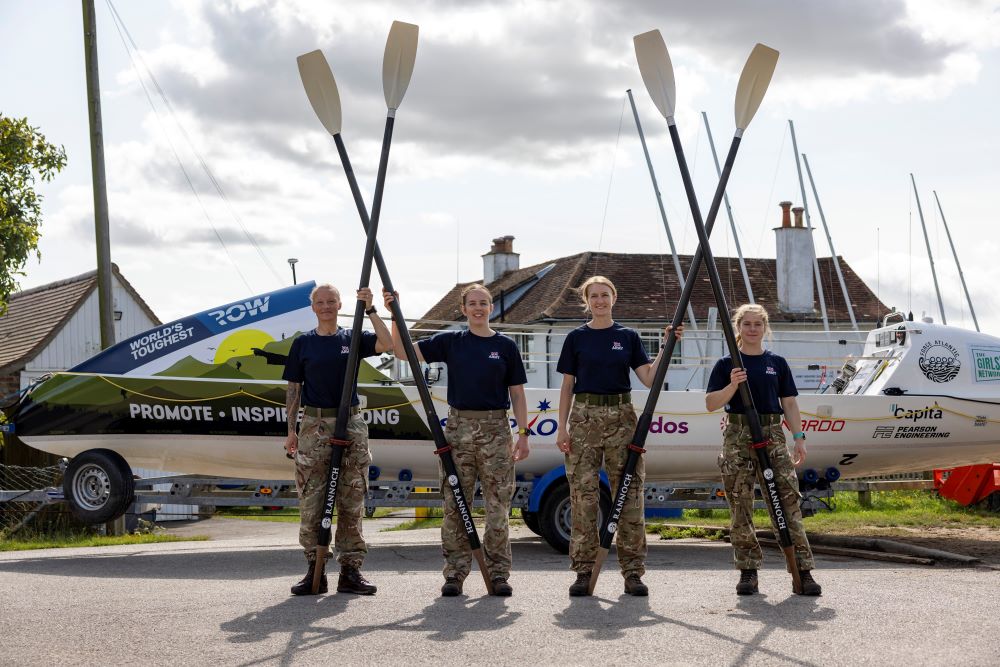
[283,283,392,596]
[705,304,822,596]
[387,284,529,597]
[556,276,682,597]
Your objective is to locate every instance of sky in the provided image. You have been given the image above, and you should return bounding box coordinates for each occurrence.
[3,0,1000,333]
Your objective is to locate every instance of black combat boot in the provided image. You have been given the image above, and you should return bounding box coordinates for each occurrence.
[624,574,649,596]
[798,570,822,596]
[568,572,592,597]
[491,577,513,597]
[441,577,463,597]
[290,561,328,596]
[337,565,377,595]
[736,569,758,596]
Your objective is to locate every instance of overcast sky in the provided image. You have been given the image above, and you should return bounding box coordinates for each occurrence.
[3,0,1000,333]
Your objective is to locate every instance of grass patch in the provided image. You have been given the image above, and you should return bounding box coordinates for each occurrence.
[0,531,207,552]
[215,507,400,523]
[384,517,444,531]
[644,491,1000,535]
[653,525,726,541]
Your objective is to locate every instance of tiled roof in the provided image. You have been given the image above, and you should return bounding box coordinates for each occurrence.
[0,265,160,374]
[418,252,888,327]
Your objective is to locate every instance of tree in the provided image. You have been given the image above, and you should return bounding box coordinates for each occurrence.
[0,114,67,314]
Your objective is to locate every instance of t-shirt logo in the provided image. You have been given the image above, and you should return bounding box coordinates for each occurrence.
[766,366,777,376]
[489,351,500,360]
[612,341,623,351]
[341,345,350,354]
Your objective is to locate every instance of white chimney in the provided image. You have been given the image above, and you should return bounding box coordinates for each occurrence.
[482,235,519,285]
[774,201,815,313]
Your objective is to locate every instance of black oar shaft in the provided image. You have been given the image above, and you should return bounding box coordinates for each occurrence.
[665,122,799,572]
[331,133,490,589]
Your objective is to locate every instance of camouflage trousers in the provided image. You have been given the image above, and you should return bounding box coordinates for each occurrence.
[565,400,646,577]
[440,410,515,581]
[295,413,371,568]
[719,412,815,571]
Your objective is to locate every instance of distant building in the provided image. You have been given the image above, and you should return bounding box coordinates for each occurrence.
[403,204,890,392]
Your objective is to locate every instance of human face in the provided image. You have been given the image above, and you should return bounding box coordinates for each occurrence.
[461,289,492,327]
[586,284,615,318]
[311,287,341,323]
[738,312,766,346]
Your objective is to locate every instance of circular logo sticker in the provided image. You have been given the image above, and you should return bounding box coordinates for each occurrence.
[607,522,618,534]
[447,475,459,487]
[321,518,332,529]
[763,469,774,481]
[919,340,961,383]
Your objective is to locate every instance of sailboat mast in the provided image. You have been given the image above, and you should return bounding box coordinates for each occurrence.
[910,174,947,324]
[82,0,115,348]
[933,190,977,330]
[702,111,754,304]
[788,120,829,331]
[801,153,858,330]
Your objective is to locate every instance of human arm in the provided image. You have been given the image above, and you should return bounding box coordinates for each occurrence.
[634,324,684,388]
[556,373,575,454]
[705,367,747,412]
[285,381,302,456]
[359,288,392,353]
[383,289,424,363]
[509,384,530,462]
[781,395,806,465]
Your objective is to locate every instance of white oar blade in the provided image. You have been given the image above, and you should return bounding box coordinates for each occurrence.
[633,29,676,120]
[383,21,419,111]
[734,43,779,131]
[297,49,342,135]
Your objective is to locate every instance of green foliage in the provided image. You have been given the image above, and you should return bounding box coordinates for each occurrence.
[650,524,726,540]
[0,114,67,313]
[0,529,207,551]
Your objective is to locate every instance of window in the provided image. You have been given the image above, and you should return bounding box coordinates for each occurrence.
[640,330,682,365]
[511,333,534,370]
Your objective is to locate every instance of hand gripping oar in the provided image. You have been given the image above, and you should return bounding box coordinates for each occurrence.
[297,21,418,593]
[635,31,803,594]
[297,47,495,596]
[587,33,779,595]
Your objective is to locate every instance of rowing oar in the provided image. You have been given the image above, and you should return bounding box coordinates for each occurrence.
[587,33,779,595]
[296,47,495,596]
[298,21,418,594]
[636,31,803,594]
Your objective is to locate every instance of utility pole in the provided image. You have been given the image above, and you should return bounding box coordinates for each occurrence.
[83,0,115,349]
[288,258,299,285]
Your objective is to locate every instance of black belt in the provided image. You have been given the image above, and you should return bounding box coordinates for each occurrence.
[575,392,631,407]
[302,406,361,418]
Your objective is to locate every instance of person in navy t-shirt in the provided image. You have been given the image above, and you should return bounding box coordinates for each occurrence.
[555,275,682,598]
[388,284,528,598]
[705,303,821,597]
[282,283,392,597]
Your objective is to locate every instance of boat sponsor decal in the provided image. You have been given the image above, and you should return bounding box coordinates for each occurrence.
[872,425,950,440]
[970,345,1000,383]
[918,340,960,383]
[801,419,845,432]
[890,404,943,421]
[975,415,988,427]
[838,453,858,465]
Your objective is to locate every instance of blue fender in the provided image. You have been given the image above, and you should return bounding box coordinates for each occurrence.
[527,466,609,512]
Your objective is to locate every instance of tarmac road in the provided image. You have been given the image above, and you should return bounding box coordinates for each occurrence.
[0,519,997,666]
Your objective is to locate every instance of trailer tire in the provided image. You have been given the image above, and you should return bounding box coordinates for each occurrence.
[522,510,541,535]
[538,480,611,554]
[63,449,135,524]
[986,491,1000,513]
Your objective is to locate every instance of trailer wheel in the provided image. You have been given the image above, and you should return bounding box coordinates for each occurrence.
[985,491,1000,513]
[521,510,541,536]
[63,449,135,524]
[538,480,611,554]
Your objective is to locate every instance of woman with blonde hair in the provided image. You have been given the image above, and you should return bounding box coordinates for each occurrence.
[555,275,681,597]
[387,283,528,597]
[705,303,821,596]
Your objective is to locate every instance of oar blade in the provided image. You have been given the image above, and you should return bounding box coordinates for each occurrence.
[633,29,676,120]
[297,49,342,136]
[383,20,419,110]
[734,43,779,131]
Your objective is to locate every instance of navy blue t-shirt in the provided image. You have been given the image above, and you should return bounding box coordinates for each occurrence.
[282,328,379,408]
[418,330,527,410]
[556,323,650,394]
[706,350,797,414]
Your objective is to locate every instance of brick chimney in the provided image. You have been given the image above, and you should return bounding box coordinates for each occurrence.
[482,235,519,285]
[774,202,815,313]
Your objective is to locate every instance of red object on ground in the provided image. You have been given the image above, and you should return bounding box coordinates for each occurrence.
[934,464,1000,506]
